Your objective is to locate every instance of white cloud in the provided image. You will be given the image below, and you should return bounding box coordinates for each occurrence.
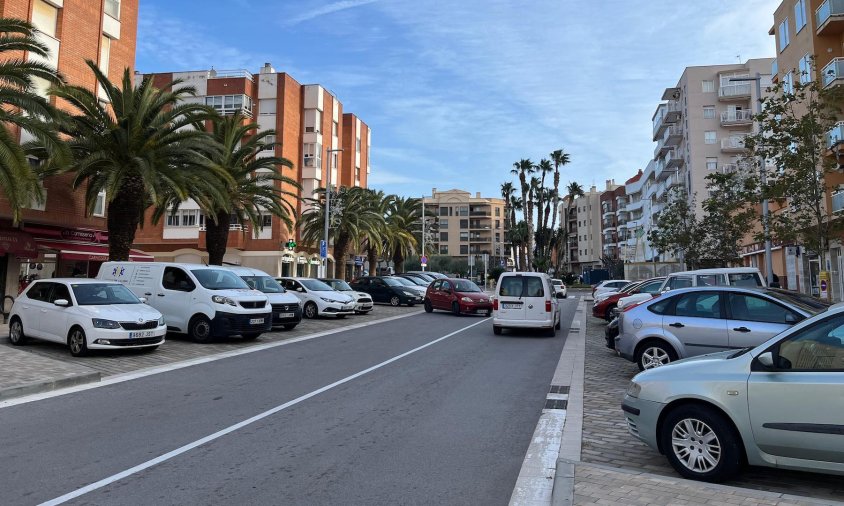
[282,0,379,27]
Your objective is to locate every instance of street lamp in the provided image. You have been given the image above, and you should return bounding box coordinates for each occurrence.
[323,148,344,278]
[730,73,773,286]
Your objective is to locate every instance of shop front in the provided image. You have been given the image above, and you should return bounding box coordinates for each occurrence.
[0,228,39,304]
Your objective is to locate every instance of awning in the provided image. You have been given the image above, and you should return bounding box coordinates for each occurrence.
[0,229,38,259]
[36,241,154,262]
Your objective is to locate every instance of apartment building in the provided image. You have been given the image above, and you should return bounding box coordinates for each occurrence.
[423,189,507,267]
[134,63,372,279]
[599,182,626,261]
[751,0,844,299]
[564,183,608,274]
[0,0,139,300]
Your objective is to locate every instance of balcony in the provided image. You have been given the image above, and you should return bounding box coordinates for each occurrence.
[721,136,748,153]
[718,82,752,101]
[211,69,254,81]
[771,59,778,81]
[833,191,844,213]
[664,149,684,171]
[816,0,844,35]
[822,58,844,88]
[827,121,844,149]
[602,209,615,220]
[652,104,682,141]
[720,109,754,126]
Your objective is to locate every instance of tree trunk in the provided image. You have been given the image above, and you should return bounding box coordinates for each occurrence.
[107,178,145,262]
[550,171,560,233]
[205,210,230,266]
[519,244,526,273]
[393,250,405,274]
[333,237,350,281]
[366,245,377,277]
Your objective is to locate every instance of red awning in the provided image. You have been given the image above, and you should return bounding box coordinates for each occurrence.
[35,241,154,262]
[0,229,38,259]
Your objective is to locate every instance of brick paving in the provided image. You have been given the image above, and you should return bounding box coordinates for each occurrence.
[579,304,844,503]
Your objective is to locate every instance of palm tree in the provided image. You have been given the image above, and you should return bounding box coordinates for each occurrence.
[510,159,534,270]
[508,220,529,274]
[199,112,299,265]
[360,188,390,274]
[536,159,553,230]
[300,186,384,280]
[549,150,571,234]
[0,18,67,222]
[508,195,522,270]
[500,182,515,264]
[385,196,421,273]
[52,62,228,260]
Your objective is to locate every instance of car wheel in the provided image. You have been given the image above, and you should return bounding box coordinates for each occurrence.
[242,332,261,339]
[188,315,213,343]
[545,325,557,337]
[424,299,433,313]
[635,341,677,371]
[485,309,492,317]
[493,326,502,335]
[8,317,27,346]
[660,405,743,483]
[451,301,461,316]
[604,304,617,322]
[283,323,298,330]
[389,296,401,307]
[68,327,88,357]
[336,314,346,319]
[303,302,319,319]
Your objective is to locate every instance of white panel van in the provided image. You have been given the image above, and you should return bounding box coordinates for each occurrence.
[492,272,563,336]
[97,262,271,342]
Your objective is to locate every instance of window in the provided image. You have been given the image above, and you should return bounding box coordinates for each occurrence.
[105,0,121,19]
[332,121,338,138]
[794,0,806,32]
[458,206,469,216]
[704,131,717,144]
[495,220,500,229]
[673,292,722,319]
[637,280,664,294]
[440,232,448,241]
[729,272,763,287]
[304,109,322,133]
[439,207,450,217]
[798,53,812,84]
[728,293,795,324]
[356,137,361,152]
[460,219,468,229]
[99,36,111,74]
[782,72,794,94]
[460,232,469,241]
[696,274,722,286]
[439,245,448,254]
[303,143,322,168]
[706,157,718,171]
[166,209,202,227]
[261,214,272,228]
[667,276,693,290]
[495,207,500,217]
[205,95,252,115]
[26,282,53,302]
[778,18,790,52]
[703,106,715,119]
[774,314,844,370]
[32,0,58,38]
[49,284,71,304]
[162,267,195,292]
[460,245,468,255]
[258,99,276,114]
[439,218,448,228]
[93,190,106,217]
[702,80,715,93]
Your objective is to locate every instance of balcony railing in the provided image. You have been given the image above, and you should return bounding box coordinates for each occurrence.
[210,69,254,81]
[822,57,844,88]
[816,0,844,34]
[833,191,844,213]
[827,121,844,148]
[720,109,754,125]
[721,136,748,152]
[718,83,752,100]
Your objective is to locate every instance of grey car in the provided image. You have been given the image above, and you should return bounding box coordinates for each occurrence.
[621,305,844,482]
[616,286,827,371]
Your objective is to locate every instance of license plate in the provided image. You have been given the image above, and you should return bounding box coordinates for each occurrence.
[249,318,265,325]
[276,313,294,318]
[128,331,154,338]
[502,303,521,309]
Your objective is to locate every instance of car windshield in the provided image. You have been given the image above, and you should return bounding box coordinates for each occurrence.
[453,280,481,292]
[763,289,830,314]
[383,277,403,287]
[301,279,334,291]
[392,277,417,286]
[620,282,642,294]
[326,280,353,291]
[411,273,435,282]
[241,276,285,293]
[191,269,250,290]
[552,280,562,286]
[72,283,140,305]
[403,277,428,286]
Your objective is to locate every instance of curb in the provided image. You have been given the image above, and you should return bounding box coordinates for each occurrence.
[0,371,101,401]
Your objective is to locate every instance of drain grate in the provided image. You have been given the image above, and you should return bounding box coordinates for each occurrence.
[549,385,570,394]
[544,399,568,410]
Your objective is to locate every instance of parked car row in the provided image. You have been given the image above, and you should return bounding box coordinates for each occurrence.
[591,268,844,483]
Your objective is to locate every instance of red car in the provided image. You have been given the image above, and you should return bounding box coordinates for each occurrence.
[424,278,492,316]
[591,277,665,321]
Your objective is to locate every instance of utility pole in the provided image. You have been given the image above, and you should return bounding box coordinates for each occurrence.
[421,196,425,272]
[323,148,344,278]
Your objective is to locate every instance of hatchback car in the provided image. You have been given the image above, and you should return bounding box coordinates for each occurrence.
[622,304,844,483]
[277,277,355,319]
[592,279,631,299]
[8,279,166,356]
[616,286,827,371]
[424,278,492,315]
[551,279,568,299]
[595,277,665,321]
[319,278,374,314]
[350,276,423,306]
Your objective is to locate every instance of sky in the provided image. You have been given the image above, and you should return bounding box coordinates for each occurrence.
[136,0,779,200]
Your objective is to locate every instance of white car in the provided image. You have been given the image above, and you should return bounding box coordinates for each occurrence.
[492,272,563,337]
[319,278,374,314]
[228,266,303,330]
[8,279,166,356]
[592,279,631,299]
[390,276,428,297]
[551,279,568,298]
[277,277,355,319]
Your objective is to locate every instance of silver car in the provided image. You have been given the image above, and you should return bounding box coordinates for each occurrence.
[621,305,844,482]
[616,286,827,371]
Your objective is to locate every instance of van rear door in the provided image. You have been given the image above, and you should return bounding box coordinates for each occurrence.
[497,275,526,320]
[523,276,551,324]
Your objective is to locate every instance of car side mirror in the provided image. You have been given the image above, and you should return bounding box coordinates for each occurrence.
[757,351,774,368]
[138,297,148,304]
[53,299,70,307]
[784,313,799,324]
[297,287,304,292]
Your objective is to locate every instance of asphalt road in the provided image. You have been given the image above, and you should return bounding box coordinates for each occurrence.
[0,297,578,506]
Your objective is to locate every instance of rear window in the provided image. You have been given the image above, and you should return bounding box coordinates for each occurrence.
[499,276,545,297]
[729,272,763,287]
[696,274,722,287]
[667,276,693,290]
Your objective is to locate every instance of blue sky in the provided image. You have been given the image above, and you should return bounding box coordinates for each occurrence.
[136,0,778,199]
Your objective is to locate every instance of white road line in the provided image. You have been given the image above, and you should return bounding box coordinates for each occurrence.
[37,317,490,506]
[0,311,420,410]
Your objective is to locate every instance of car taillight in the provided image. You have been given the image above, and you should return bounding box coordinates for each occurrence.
[545,300,552,312]
[493,298,499,311]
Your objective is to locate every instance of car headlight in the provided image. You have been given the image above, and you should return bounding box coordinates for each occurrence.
[461,296,473,303]
[211,295,237,306]
[402,291,415,297]
[320,297,336,303]
[158,316,166,326]
[92,318,121,329]
[626,381,641,398]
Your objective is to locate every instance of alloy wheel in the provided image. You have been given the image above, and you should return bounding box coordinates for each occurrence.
[670,418,722,474]
[9,320,22,344]
[69,330,86,355]
[641,346,671,369]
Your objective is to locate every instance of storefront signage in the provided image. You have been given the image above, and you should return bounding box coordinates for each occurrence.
[0,229,38,258]
[23,225,108,244]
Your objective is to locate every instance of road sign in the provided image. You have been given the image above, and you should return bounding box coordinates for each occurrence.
[420,255,428,266]
[320,240,327,258]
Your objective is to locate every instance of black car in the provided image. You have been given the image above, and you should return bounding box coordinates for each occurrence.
[605,317,619,349]
[349,276,423,307]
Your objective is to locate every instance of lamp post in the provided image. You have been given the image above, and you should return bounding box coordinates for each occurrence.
[730,73,773,286]
[323,148,344,278]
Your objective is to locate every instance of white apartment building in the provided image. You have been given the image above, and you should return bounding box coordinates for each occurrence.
[563,181,618,274]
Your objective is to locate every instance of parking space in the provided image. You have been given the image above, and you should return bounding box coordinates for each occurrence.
[2,305,421,378]
[582,305,844,503]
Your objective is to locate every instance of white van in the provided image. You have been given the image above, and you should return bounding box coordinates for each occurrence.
[226,266,303,330]
[660,267,765,292]
[97,262,271,342]
[492,272,563,337]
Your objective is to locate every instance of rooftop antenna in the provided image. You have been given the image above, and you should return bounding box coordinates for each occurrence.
[736,54,741,63]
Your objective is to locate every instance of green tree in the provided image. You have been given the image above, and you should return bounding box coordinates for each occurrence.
[52,63,227,260]
[385,196,421,273]
[511,159,535,270]
[508,220,529,273]
[0,18,67,222]
[500,181,516,266]
[700,170,760,266]
[360,189,390,274]
[548,150,571,235]
[648,189,704,269]
[199,112,299,265]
